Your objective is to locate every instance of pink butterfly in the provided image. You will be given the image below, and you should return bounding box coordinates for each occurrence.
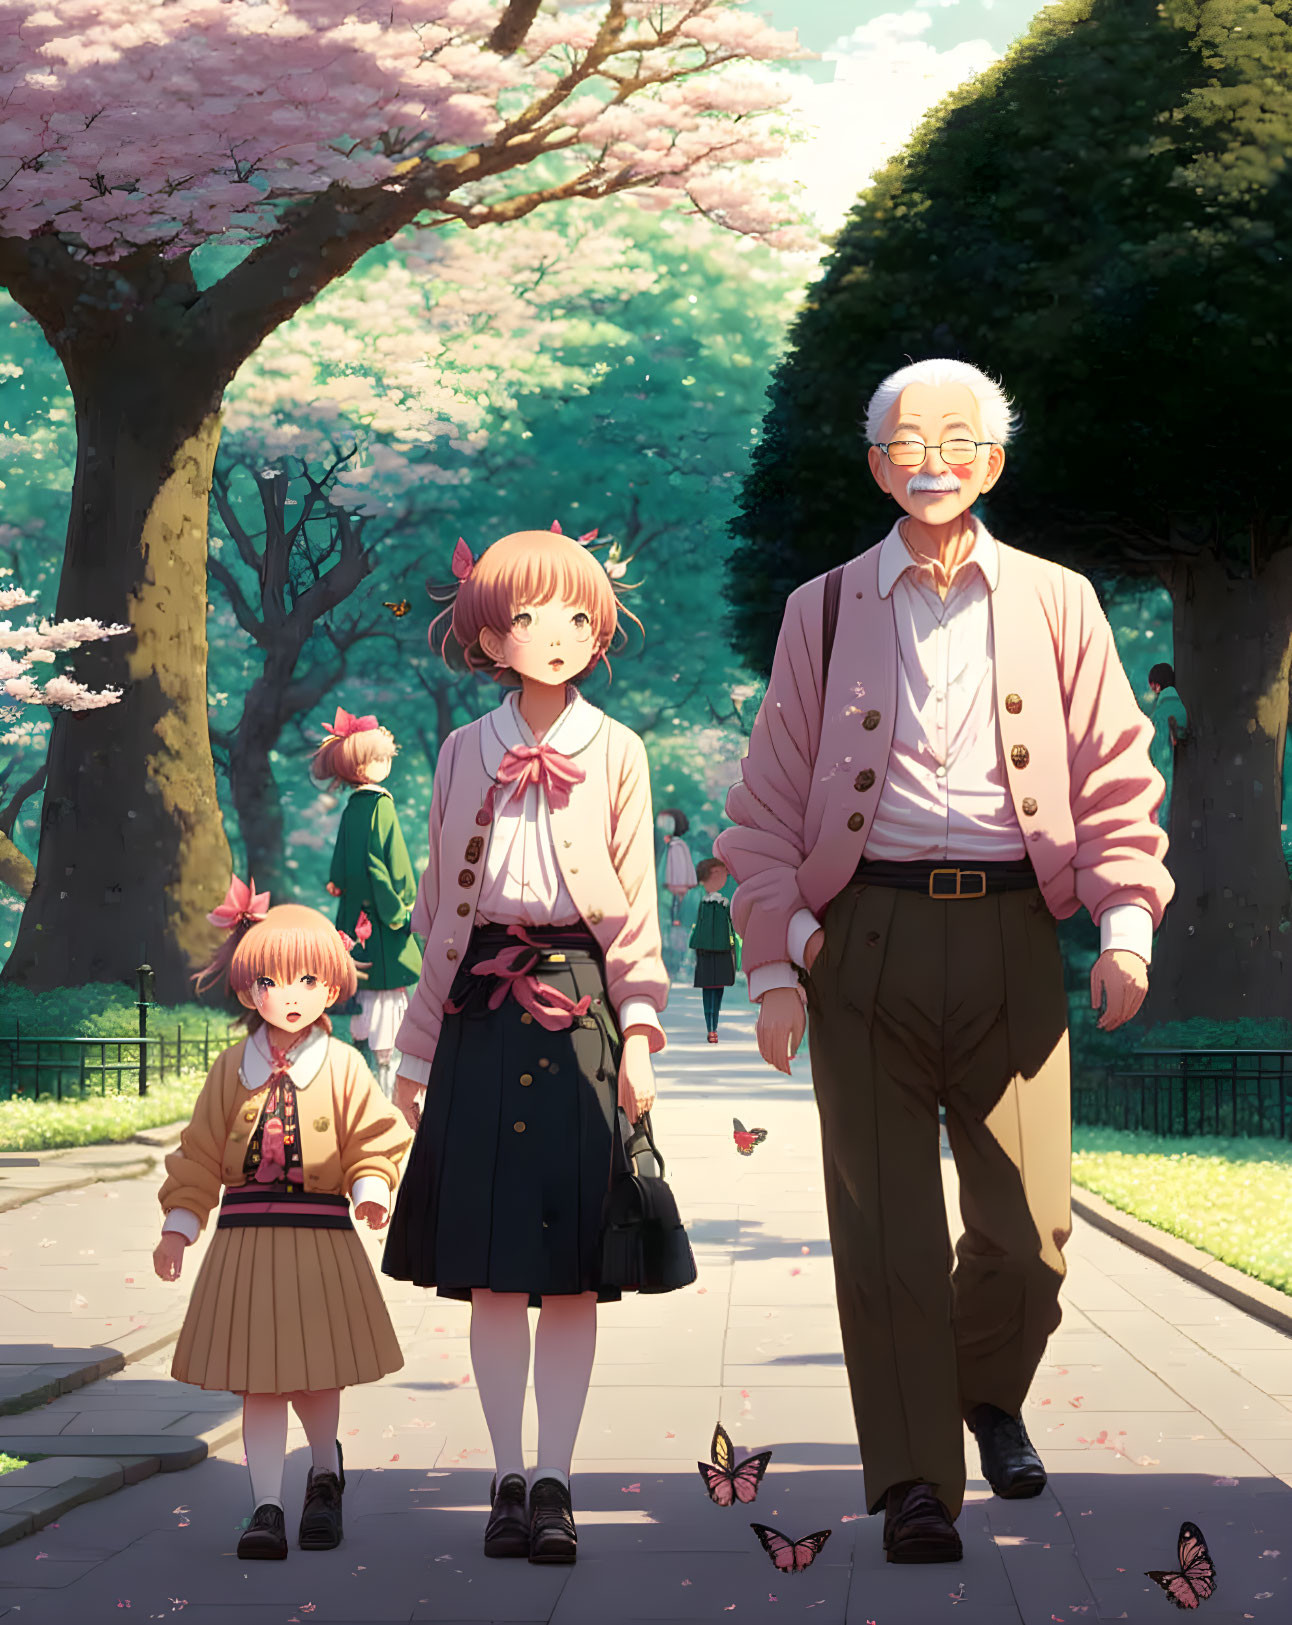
[697,1422,772,1507]
[751,1522,832,1574]
[1145,1521,1216,1610]
[354,910,373,946]
[733,1117,768,1156]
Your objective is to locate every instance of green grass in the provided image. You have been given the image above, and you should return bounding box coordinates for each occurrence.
[0,1074,205,1152]
[1072,1126,1292,1295]
[0,1455,27,1476]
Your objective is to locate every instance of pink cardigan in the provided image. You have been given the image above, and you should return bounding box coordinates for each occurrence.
[396,698,669,1069]
[714,538,1174,979]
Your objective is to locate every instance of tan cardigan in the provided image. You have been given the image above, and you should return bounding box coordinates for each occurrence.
[158,1032,412,1235]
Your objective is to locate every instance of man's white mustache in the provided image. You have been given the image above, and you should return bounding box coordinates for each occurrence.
[908,473,962,493]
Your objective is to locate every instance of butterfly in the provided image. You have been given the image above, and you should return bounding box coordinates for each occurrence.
[1145,1521,1217,1610]
[733,1117,768,1156]
[750,1522,832,1574]
[383,599,411,617]
[697,1422,772,1507]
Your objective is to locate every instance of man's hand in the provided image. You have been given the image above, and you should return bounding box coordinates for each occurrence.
[153,1232,186,1282]
[1090,949,1149,1031]
[393,1074,424,1133]
[617,1031,656,1122]
[803,929,825,973]
[756,986,806,1076]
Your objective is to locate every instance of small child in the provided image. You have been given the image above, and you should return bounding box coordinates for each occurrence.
[690,857,739,1042]
[152,880,412,1560]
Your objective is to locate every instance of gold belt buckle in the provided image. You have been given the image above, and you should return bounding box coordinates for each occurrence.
[928,867,987,899]
[545,952,567,963]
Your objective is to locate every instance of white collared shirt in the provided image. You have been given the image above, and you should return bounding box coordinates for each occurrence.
[746,517,1153,1001]
[161,1023,388,1244]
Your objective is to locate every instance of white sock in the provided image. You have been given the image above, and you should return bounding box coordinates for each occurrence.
[373,1049,394,1100]
[533,1291,597,1479]
[290,1387,341,1476]
[242,1393,289,1510]
[470,1289,531,1482]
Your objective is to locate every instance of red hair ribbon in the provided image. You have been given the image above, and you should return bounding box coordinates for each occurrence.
[207,874,270,932]
[478,743,586,824]
[451,537,475,581]
[331,706,379,738]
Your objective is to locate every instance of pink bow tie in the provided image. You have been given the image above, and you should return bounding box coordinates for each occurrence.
[483,743,586,821]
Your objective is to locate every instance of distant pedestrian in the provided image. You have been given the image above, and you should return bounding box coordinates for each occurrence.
[1148,663,1188,830]
[690,857,739,1042]
[152,884,411,1562]
[658,808,697,981]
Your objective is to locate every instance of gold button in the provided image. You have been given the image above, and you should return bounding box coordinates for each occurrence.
[1021,797,1038,816]
[447,948,458,961]
[570,867,578,875]
[230,1131,244,1142]
[313,1116,330,1133]
[513,1121,526,1133]
[1005,693,1022,715]
[1010,745,1030,769]
[457,903,470,917]
[587,908,603,925]
[538,1058,550,1069]
[854,769,875,792]
[242,1107,257,1121]
[862,709,881,731]
[520,1073,533,1086]
[465,836,484,863]
[458,869,476,888]
[521,1012,533,1025]
[847,812,865,832]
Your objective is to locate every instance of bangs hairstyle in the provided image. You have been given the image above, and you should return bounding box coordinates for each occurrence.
[311,724,397,789]
[431,529,643,684]
[193,903,358,1030]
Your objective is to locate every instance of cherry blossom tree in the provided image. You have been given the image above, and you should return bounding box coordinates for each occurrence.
[0,0,802,996]
[0,582,126,897]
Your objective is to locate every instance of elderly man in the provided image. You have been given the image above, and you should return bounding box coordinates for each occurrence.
[714,358,1173,1564]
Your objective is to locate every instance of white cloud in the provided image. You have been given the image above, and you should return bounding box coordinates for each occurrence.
[772,11,999,242]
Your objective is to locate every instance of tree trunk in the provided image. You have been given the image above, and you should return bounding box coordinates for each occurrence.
[225,662,299,907]
[2,360,231,1001]
[0,832,34,899]
[1143,548,1292,1024]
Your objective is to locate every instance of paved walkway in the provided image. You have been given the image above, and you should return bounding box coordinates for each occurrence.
[0,989,1289,1623]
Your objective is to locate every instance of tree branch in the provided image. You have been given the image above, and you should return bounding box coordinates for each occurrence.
[208,552,269,645]
[489,0,544,54]
[0,761,47,838]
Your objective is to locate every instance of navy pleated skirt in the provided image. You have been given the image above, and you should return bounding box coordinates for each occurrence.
[381,923,624,1304]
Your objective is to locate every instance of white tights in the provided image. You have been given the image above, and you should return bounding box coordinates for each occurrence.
[469,1289,598,1484]
[241,1388,341,1509]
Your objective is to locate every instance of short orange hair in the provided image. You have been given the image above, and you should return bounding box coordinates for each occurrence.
[311,724,397,788]
[194,904,357,1030]
[433,529,641,683]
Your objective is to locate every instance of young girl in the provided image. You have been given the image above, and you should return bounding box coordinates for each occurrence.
[313,707,423,1099]
[657,808,696,982]
[152,883,412,1561]
[383,528,670,1566]
[690,857,740,1043]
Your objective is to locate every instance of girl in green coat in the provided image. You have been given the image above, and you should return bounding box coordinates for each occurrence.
[313,707,423,1098]
[690,857,740,1043]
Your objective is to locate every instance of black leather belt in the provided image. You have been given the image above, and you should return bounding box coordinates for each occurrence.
[853,858,1038,898]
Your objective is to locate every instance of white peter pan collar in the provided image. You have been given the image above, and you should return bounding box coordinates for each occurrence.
[238,1021,330,1092]
[480,686,606,780]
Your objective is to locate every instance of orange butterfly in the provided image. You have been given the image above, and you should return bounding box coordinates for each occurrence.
[384,600,411,617]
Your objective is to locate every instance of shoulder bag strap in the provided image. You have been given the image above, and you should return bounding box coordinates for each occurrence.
[821,563,845,688]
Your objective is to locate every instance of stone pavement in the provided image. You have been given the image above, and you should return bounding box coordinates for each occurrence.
[0,988,1289,1623]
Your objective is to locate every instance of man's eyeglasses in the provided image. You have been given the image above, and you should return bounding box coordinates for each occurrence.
[877,439,995,467]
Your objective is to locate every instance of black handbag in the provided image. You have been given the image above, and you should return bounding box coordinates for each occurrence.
[599,1108,697,1294]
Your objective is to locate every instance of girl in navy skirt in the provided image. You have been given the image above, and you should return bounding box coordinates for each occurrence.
[382,528,672,1565]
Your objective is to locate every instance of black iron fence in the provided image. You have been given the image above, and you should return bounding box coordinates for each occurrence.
[1074,1049,1292,1139]
[0,963,237,1103]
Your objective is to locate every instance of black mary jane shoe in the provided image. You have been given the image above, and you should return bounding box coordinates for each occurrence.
[528,1475,577,1564]
[238,1501,289,1561]
[299,1441,346,1551]
[483,1472,529,1558]
[966,1403,1048,1499]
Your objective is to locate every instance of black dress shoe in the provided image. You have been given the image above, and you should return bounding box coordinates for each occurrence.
[238,1501,289,1561]
[882,1480,963,1564]
[484,1473,529,1559]
[528,1475,577,1564]
[299,1465,344,1550]
[966,1403,1047,1498]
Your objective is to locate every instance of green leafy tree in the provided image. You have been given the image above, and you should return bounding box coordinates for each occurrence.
[728,0,1292,1022]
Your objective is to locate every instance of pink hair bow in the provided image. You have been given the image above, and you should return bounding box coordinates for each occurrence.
[549,520,600,542]
[208,874,270,932]
[451,537,475,580]
[479,743,586,823]
[331,706,379,738]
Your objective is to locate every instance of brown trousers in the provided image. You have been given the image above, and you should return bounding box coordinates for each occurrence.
[805,879,1072,1519]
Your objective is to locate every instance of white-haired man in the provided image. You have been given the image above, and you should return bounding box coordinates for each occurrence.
[715,358,1173,1563]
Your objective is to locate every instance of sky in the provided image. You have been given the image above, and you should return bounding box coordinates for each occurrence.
[758,0,1053,236]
